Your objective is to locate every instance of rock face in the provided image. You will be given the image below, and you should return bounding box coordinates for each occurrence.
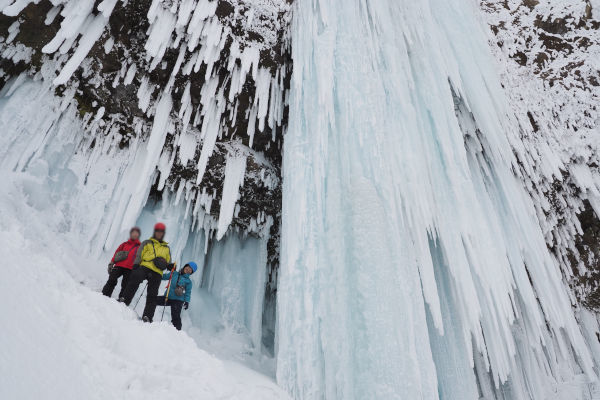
[480,0,600,309]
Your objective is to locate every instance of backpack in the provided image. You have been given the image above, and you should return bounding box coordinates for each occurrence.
[114,242,140,263]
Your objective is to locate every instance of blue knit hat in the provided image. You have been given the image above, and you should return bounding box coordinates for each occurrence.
[185,262,198,274]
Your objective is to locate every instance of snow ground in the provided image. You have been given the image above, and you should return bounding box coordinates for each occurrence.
[0,171,289,400]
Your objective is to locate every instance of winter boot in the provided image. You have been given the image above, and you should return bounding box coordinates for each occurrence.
[118,297,125,303]
[142,316,151,323]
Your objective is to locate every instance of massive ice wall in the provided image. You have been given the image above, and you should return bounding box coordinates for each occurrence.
[277,0,600,398]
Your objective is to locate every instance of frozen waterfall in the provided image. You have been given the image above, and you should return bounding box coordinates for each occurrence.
[1,0,599,398]
[277,0,600,399]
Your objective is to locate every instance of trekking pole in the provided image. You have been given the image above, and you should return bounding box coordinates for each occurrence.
[161,263,177,322]
[132,282,148,310]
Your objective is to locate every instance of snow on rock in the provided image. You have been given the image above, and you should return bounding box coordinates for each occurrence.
[479,1,600,308]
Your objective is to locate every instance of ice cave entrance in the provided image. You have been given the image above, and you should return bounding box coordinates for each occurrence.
[135,197,275,373]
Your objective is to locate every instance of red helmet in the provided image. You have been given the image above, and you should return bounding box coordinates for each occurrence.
[154,222,166,231]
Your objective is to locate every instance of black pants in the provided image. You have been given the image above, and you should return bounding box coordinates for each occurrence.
[121,267,162,321]
[156,296,184,330]
[101,266,131,298]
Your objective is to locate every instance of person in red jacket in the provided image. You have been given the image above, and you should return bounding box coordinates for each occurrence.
[102,227,142,299]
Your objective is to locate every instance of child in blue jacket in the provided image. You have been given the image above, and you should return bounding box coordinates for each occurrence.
[156,262,197,330]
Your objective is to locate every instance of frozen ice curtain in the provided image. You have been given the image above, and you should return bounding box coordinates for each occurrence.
[277,0,599,399]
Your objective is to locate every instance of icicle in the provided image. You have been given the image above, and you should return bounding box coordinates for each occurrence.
[53,14,108,85]
[216,149,247,240]
[6,20,19,44]
[145,2,177,69]
[123,63,136,85]
[136,77,153,113]
[118,92,173,232]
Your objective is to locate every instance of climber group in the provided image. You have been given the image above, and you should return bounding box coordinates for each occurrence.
[102,222,197,331]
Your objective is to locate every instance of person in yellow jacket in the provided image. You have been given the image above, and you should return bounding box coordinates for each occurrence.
[120,222,172,322]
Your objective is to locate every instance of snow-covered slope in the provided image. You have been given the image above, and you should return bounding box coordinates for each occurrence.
[0,169,290,400]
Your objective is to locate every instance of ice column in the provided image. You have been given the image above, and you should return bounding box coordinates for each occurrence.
[277,0,597,399]
[203,234,268,349]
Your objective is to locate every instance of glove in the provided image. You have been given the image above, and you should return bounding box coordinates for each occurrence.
[167,263,176,270]
[183,302,189,310]
[107,263,114,274]
[132,264,140,270]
